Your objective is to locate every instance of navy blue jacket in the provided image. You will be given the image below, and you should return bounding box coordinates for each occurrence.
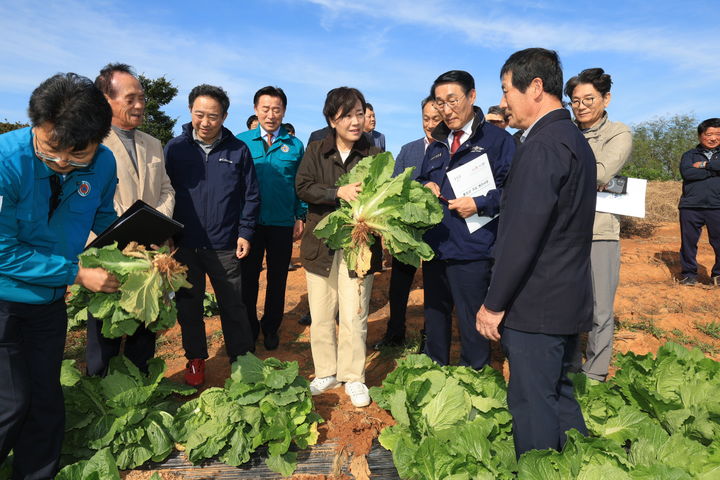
[393,137,426,180]
[679,146,720,209]
[484,108,596,335]
[164,123,259,249]
[417,107,516,261]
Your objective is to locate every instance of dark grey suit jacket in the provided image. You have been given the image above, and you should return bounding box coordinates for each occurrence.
[484,108,596,335]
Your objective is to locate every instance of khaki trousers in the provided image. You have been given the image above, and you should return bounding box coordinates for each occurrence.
[306,251,373,383]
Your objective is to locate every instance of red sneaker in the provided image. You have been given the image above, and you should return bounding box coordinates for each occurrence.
[184,358,205,387]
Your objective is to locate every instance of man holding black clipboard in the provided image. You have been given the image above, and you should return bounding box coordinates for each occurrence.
[85,63,176,376]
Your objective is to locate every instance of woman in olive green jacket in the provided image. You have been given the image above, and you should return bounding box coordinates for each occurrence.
[565,68,632,381]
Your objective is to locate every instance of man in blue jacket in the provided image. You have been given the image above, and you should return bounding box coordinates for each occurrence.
[375,95,442,349]
[476,48,595,457]
[0,73,120,479]
[236,86,305,351]
[678,118,720,285]
[164,84,260,387]
[417,70,516,369]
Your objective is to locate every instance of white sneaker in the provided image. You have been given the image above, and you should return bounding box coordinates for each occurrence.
[309,375,340,395]
[345,381,371,407]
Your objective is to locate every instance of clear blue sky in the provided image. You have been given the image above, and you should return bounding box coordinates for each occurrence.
[0,0,716,155]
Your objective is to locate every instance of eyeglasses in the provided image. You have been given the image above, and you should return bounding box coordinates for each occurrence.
[34,134,92,168]
[434,95,466,111]
[570,97,597,108]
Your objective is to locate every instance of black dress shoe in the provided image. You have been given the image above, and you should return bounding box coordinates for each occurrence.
[298,313,312,326]
[373,335,405,351]
[264,332,280,351]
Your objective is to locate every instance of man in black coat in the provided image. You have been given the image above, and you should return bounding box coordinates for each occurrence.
[678,118,720,285]
[476,48,596,457]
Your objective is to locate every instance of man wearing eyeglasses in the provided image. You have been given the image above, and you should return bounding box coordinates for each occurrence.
[0,73,120,478]
[82,63,176,377]
[416,70,515,370]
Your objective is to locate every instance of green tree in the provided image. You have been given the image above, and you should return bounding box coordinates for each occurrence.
[0,119,29,135]
[138,75,178,146]
[621,113,698,181]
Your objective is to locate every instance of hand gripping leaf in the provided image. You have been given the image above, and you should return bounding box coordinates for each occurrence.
[314,152,442,277]
[66,242,191,338]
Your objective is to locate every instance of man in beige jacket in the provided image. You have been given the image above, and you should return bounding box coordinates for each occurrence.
[86,63,175,376]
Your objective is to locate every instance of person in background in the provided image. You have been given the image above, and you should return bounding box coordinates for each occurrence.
[165,84,259,386]
[476,48,595,457]
[363,102,386,151]
[374,96,442,350]
[418,70,515,369]
[0,73,119,478]
[246,114,258,130]
[486,105,510,129]
[677,118,720,285]
[283,123,296,136]
[565,68,632,381]
[295,87,382,407]
[237,87,305,351]
[86,62,175,376]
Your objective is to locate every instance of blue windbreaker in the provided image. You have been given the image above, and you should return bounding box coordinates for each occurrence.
[0,127,118,304]
[417,107,516,261]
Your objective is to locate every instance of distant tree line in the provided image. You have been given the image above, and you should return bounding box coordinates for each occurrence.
[621,113,698,181]
[0,120,29,134]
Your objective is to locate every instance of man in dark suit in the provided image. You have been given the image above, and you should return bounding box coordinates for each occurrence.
[374,96,443,349]
[476,48,596,457]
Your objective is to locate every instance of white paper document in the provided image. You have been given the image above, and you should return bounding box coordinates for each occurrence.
[595,177,647,218]
[446,153,497,233]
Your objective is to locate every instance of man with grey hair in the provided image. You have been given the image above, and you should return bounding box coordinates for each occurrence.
[87,63,175,376]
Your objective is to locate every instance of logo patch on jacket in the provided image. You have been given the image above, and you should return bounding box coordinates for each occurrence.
[471,146,485,153]
[281,144,290,153]
[77,181,91,197]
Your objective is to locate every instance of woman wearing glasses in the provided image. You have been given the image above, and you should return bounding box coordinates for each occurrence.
[295,87,382,407]
[565,68,632,381]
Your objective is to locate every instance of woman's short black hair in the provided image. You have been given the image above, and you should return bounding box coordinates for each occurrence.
[188,84,230,115]
[564,68,613,99]
[500,48,563,100]
[322,87,366,127]
[28,73,112,151]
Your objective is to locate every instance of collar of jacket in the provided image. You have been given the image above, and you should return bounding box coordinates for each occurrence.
[695,144,720,156]
[575,111,609,139]
[430,106,486,144]
[523,108,571,142]
[251,124,290,142]
[319,129,374,157]
[180,122,234,149]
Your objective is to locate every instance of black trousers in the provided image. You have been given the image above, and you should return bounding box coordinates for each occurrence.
[241,225,294,340]
[385,257,418,339]
[422,258,491,369]
[0,299,67,479]
[679,207,720,278]
[501,327,588,458]
[175,247,255,363]
[85,316,156,376]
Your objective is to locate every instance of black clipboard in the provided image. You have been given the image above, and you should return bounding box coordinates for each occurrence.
[86,200,183,250]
